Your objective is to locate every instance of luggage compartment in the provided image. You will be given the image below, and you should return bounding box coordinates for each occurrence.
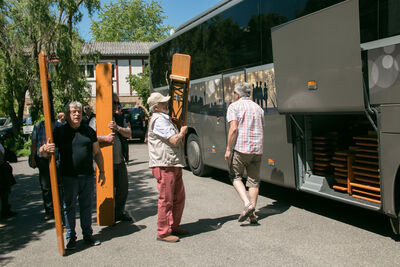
[293,114,381,209]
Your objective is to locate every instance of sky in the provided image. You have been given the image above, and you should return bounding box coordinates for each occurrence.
[77,0,221,41]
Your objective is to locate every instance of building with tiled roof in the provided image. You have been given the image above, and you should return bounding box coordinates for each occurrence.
[82,42,155,57]
[83,41,156,109]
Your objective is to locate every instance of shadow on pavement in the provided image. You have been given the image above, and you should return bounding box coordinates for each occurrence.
[99,222,145,242]
[206,168,397,239]
[179,214,239,238]
[125,169,158,223]
[0,172,54,265]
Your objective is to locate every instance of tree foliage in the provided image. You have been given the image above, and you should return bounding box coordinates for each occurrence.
[91,0,171,42]
[0,0,100,142]
[127,65,150,107]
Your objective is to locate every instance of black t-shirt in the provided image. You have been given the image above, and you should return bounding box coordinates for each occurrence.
[54,123,97,177]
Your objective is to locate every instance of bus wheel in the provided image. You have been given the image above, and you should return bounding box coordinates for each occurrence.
[186,133,210,176]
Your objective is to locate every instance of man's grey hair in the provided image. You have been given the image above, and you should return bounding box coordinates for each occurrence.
[65,101,82,117]
[234,82,251,98]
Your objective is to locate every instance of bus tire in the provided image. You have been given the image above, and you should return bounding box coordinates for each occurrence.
[390,169,400,235]
[390,215,400,235]
[186,133,210,176]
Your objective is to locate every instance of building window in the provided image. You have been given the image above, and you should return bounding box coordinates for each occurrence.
[87,65,94,78]
[80,64,95,78]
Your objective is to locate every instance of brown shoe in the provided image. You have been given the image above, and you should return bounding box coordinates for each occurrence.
[157,235,180,242]
[171,228,189,236]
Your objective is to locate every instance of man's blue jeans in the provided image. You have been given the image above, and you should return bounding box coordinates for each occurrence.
[62,176,94,241]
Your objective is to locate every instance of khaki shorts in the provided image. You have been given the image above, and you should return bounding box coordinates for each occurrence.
[229,150,262,188]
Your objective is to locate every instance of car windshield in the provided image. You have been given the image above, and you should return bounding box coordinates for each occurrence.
[0,118,8,127]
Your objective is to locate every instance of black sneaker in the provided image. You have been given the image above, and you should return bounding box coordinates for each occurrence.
[83,235,101,246]
[66,239,76,250]
[115,212,133,222]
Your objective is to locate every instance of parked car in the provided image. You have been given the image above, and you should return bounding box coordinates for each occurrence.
[0,117,12,141]
[122,107,147,142]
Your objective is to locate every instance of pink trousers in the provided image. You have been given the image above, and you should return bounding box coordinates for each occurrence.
[152,167,185,238]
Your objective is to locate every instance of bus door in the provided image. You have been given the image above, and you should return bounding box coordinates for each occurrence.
[196,75,227,169]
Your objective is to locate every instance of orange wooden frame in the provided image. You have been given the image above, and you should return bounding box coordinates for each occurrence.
[38,52,65,256]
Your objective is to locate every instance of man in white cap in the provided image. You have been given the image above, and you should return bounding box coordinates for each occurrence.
[225,82,264,224]
[147,92,188,242]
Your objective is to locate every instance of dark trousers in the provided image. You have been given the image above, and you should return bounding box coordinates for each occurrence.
[0,190,9,216]
[62,176,94,241]
[114,162,128,217]
[37,157,53,214]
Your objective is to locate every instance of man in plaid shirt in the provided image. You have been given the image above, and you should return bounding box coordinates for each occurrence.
[225,82,264,224]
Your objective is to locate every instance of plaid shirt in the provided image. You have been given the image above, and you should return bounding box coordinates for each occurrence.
[226,97,264,154]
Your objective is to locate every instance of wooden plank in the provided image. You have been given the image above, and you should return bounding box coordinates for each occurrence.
[350,182,380,192]
[38,52,65,256]
[313,152,329,156]
[334,151,350,156]
[333,185,348,191]
[352,189,381,198]
[355,153,378,159]
[353,136,378,142]
[353,170,380,179]
[352,194,381,204]
[314,156,330,162]
[330,162,346,168]
[312,136,327,140]
[355,141,378,147]
[355,147,378,154]
[332,156,346,161]
[313,141,327,145]
[96,63,115,226]
[314,162,329,167]
[354,177,380,185]
[354,159,379,166]
[352,164,380,173]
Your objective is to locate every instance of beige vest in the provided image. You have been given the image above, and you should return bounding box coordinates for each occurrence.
[148,112,185,168]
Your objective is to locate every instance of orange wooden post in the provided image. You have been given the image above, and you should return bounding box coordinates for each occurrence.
[95,63,115,226]
[38,52,65,256]
[169,53,191,127]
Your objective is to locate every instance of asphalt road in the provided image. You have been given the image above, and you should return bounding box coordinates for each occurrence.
[1,142,400,266]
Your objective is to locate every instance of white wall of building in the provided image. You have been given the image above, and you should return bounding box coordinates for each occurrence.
[83,58,144,97]
[117,60,130,96]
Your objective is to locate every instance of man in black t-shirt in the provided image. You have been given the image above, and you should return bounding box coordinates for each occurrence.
[41,101,105,250]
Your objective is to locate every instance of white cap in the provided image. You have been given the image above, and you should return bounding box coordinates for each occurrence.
[147,92,170,108]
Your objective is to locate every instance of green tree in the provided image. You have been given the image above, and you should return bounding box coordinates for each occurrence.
[127,65,150,107]
[0,0,99,152]
[91,0,171,42]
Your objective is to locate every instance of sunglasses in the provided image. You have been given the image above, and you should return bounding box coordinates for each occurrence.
[113,101,120,105]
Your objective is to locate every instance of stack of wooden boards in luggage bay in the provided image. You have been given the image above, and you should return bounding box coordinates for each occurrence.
[312,131,380,204]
